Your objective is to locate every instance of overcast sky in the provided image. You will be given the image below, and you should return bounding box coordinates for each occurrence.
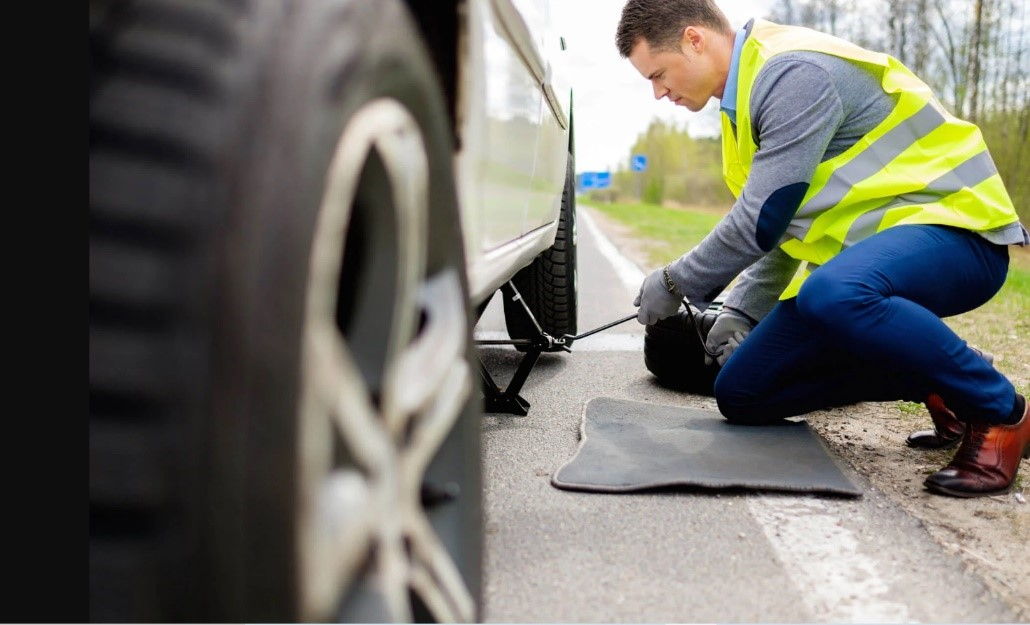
[550,0,776,173]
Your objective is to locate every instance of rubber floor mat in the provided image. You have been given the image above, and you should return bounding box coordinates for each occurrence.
[552,397,861,497]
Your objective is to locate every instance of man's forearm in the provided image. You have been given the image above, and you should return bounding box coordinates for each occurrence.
[665,204,769,312]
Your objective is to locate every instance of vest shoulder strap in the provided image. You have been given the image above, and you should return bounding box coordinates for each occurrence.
[750,19,889,69]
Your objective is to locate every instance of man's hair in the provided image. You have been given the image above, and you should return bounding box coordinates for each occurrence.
[616,0,732,58]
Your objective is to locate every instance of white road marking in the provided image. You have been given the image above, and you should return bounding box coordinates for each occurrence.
[474,331,643,352]
[747,496,914,623]
[579,207,646,293]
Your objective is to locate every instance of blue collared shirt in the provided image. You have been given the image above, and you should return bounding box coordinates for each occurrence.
[720,21,749,125]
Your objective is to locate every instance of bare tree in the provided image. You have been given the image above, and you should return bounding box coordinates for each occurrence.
[930,0,971,116]
[911,0,931,75]
[887,0,908,65]
[773,0,795,25]
[966,0,986,122]
[826,0,841,35]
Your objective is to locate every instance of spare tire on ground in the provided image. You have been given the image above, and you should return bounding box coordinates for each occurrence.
[643,303,724,396]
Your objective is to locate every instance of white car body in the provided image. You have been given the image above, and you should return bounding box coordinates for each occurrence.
[454,0,573,305]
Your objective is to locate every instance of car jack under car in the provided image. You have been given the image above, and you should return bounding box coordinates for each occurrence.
[476,281,636,415]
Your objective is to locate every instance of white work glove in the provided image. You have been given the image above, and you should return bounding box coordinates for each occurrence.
[634,266,683,325]
[704,307,755,367]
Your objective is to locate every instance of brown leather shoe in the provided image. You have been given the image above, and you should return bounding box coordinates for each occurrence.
[924,395,1030,497]
[906,393,965,449]
[905,347,994,449]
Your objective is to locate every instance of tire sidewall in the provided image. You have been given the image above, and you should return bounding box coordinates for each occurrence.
[211,0,478,618]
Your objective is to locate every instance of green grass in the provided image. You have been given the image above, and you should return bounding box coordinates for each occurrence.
[582,199,723,267]
[1001,263,1030,306]
[896,401,924,416]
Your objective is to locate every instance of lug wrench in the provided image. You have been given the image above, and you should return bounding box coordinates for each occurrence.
[476,312,638,351]
[559,312,637,343]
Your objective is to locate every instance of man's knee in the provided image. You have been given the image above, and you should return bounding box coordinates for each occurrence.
[714,365,776,425]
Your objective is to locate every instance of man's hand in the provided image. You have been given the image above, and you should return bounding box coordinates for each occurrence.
[634,266,683,325]
[704,307,755,367]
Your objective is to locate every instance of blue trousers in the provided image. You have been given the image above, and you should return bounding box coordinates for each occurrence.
[715,224,1016,425]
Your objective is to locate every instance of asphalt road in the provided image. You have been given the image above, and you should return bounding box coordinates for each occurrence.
[473,205,1019,622]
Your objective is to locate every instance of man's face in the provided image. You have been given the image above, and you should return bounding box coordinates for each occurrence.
[628,28,723,112]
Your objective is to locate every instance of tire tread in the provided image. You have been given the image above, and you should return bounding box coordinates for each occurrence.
[504,153,578,347]
[89,1,241,619]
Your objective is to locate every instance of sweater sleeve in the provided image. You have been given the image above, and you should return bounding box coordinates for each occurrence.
[722,246,799,322]
[665,57,845,311]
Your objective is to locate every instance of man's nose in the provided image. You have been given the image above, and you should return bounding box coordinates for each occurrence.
[651,80,667,100]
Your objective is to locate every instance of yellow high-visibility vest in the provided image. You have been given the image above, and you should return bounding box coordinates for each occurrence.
[722,19,1019,299]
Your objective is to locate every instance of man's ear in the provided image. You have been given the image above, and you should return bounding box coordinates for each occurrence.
[681,26,704,54]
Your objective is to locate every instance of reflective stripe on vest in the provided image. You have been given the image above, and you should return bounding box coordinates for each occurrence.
[721,19,1019,299]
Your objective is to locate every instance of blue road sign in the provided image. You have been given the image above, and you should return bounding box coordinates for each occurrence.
[631,154,648,172]
[578,171,612,191]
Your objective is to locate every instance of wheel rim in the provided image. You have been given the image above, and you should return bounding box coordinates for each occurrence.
[298,98,475,622]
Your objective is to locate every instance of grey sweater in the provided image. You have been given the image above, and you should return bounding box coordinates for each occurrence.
[667,26,1029,323]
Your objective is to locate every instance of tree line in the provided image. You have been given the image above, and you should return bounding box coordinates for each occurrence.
[598,0,1028,222]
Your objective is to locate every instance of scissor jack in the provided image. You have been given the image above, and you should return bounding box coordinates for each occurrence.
[475,281,636,415]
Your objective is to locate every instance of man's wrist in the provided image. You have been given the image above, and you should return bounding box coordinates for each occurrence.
[662,265,682,297]
[721,305,758,326]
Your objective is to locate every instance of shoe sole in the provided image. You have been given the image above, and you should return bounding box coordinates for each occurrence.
[923,481,1014,498]
[905,437,961,450]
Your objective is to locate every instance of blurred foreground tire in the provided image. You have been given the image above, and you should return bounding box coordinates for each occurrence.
[89,0,481,620]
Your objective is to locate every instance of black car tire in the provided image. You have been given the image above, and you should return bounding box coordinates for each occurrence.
[90,0,481,621]
[643,304,723,396]
[503,152,578,350]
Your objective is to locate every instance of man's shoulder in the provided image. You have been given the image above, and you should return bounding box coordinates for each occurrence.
[752,50,881,112]
[755,51,854,86]
[751,52,841,107]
